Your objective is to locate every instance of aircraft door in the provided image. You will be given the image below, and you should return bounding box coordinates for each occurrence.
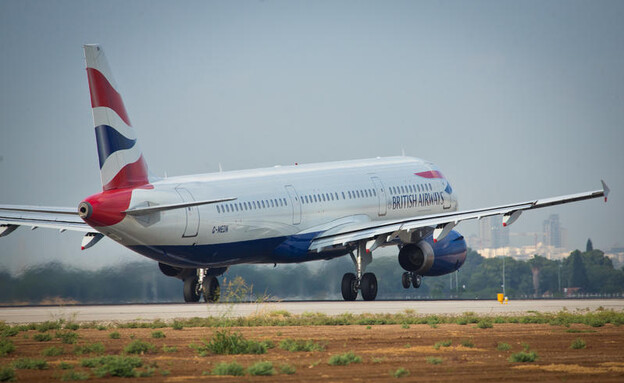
[284,185,302,225]
[371,176,387,216]
[175,187,199,238]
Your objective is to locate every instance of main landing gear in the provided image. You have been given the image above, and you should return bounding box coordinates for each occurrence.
[183,268,221,303]
[341,242,378,301]
[401,272,422,289]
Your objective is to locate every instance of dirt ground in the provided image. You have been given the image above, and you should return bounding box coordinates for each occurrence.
[3,323,624,382]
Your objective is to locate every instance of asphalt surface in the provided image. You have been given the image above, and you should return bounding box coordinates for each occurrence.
[1,299,622,324]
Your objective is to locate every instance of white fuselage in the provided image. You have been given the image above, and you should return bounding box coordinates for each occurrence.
[95,156,457,268]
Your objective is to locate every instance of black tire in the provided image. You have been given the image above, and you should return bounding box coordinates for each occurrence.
[401,272,411,289]
[341,273,358,301]
[412,274,422,288]
[183,276,200,302]
[202,276,220,303]
[361,272,378,301]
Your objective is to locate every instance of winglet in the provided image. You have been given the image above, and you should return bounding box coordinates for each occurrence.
[601,180,610,203]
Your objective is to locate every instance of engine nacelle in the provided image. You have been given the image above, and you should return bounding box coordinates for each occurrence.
[398,230,467,276]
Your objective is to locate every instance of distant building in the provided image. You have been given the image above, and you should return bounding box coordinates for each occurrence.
[478,216,509,249]
[543,214,566,248]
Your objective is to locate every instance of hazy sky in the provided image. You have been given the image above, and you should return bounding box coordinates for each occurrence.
[1,1,622,274]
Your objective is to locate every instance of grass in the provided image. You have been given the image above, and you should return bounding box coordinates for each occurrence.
[566,329,596,333]
[461,339,474,348]
[64,323,80,331]
[497,342,511,351]
[54,309,620,329]
[13,358,48,370]
[41,346,64,356]
[279,338,325,352]
[426,356,443,365]
[571,338,586,349]
[172,321,183,330]
[162,345,177,353]
[401,323,410,329]
[371,357,387,364]
[433,340,452,350]
[1,328,18,338]
[61,371,89,381]
[477,320,493,329]
[36,321,62,333]
[56,331,79,344]
[73,342,105,355]
[198,330,268,355]
[80,355,143,378]
[508,351,539,363]
[33,333,53,342]
[247,361,275,376]
[328,352,362,366]
[211,361,245,376]
[108,331,121,339]
[279,363,296,375]
[59,362,73,370]
[392,367,410,378]
[0,366,16,382]
[151,331,166,339]
[123,340,156,354]
[0,339,15,356]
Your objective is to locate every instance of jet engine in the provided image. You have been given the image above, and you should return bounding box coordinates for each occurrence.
[398,230,467,276]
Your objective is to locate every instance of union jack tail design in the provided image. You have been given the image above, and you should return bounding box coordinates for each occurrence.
[84,45,149,191]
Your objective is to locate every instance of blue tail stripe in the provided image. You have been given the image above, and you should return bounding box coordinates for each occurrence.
[95,125,137,168]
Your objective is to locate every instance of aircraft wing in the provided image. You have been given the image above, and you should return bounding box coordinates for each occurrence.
[309,181,609,252]
[0,204,91,236]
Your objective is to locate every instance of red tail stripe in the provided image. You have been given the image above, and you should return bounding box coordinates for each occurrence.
[86,67,131,126]
[103,155,149,191]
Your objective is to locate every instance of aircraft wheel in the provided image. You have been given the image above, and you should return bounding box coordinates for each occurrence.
[202,276,220,303]
[341,273,358,301]
[412,274,422,289]
[361,272,378,301]
[183,276,201,302]
[401,272,411,289]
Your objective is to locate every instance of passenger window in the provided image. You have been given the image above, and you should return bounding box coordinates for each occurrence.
[348,191,352,199]
[284,198,288,206]
[342,192,346,199]
[216,205,221,213]
[321,194,326,202]
[372,189,376,197]
[261,201,265,208]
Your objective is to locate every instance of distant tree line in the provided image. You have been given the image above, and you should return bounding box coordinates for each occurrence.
[0,247,623,304]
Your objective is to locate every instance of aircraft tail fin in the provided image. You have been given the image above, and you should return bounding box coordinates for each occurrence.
[84,44,149,191]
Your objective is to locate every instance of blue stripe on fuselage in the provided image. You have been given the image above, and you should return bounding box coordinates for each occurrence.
[128,231,348,268]
[95,125,137,168]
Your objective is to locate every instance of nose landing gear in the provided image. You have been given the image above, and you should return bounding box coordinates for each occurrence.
[183,268,221,303]
[401,272,422,289]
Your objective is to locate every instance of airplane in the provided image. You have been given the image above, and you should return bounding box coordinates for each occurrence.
[0,45,610,303]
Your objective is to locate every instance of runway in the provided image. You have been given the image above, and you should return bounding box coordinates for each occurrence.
[1,299,622,324]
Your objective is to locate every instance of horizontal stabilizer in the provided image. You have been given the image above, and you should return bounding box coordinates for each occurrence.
[124,197,237,216]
